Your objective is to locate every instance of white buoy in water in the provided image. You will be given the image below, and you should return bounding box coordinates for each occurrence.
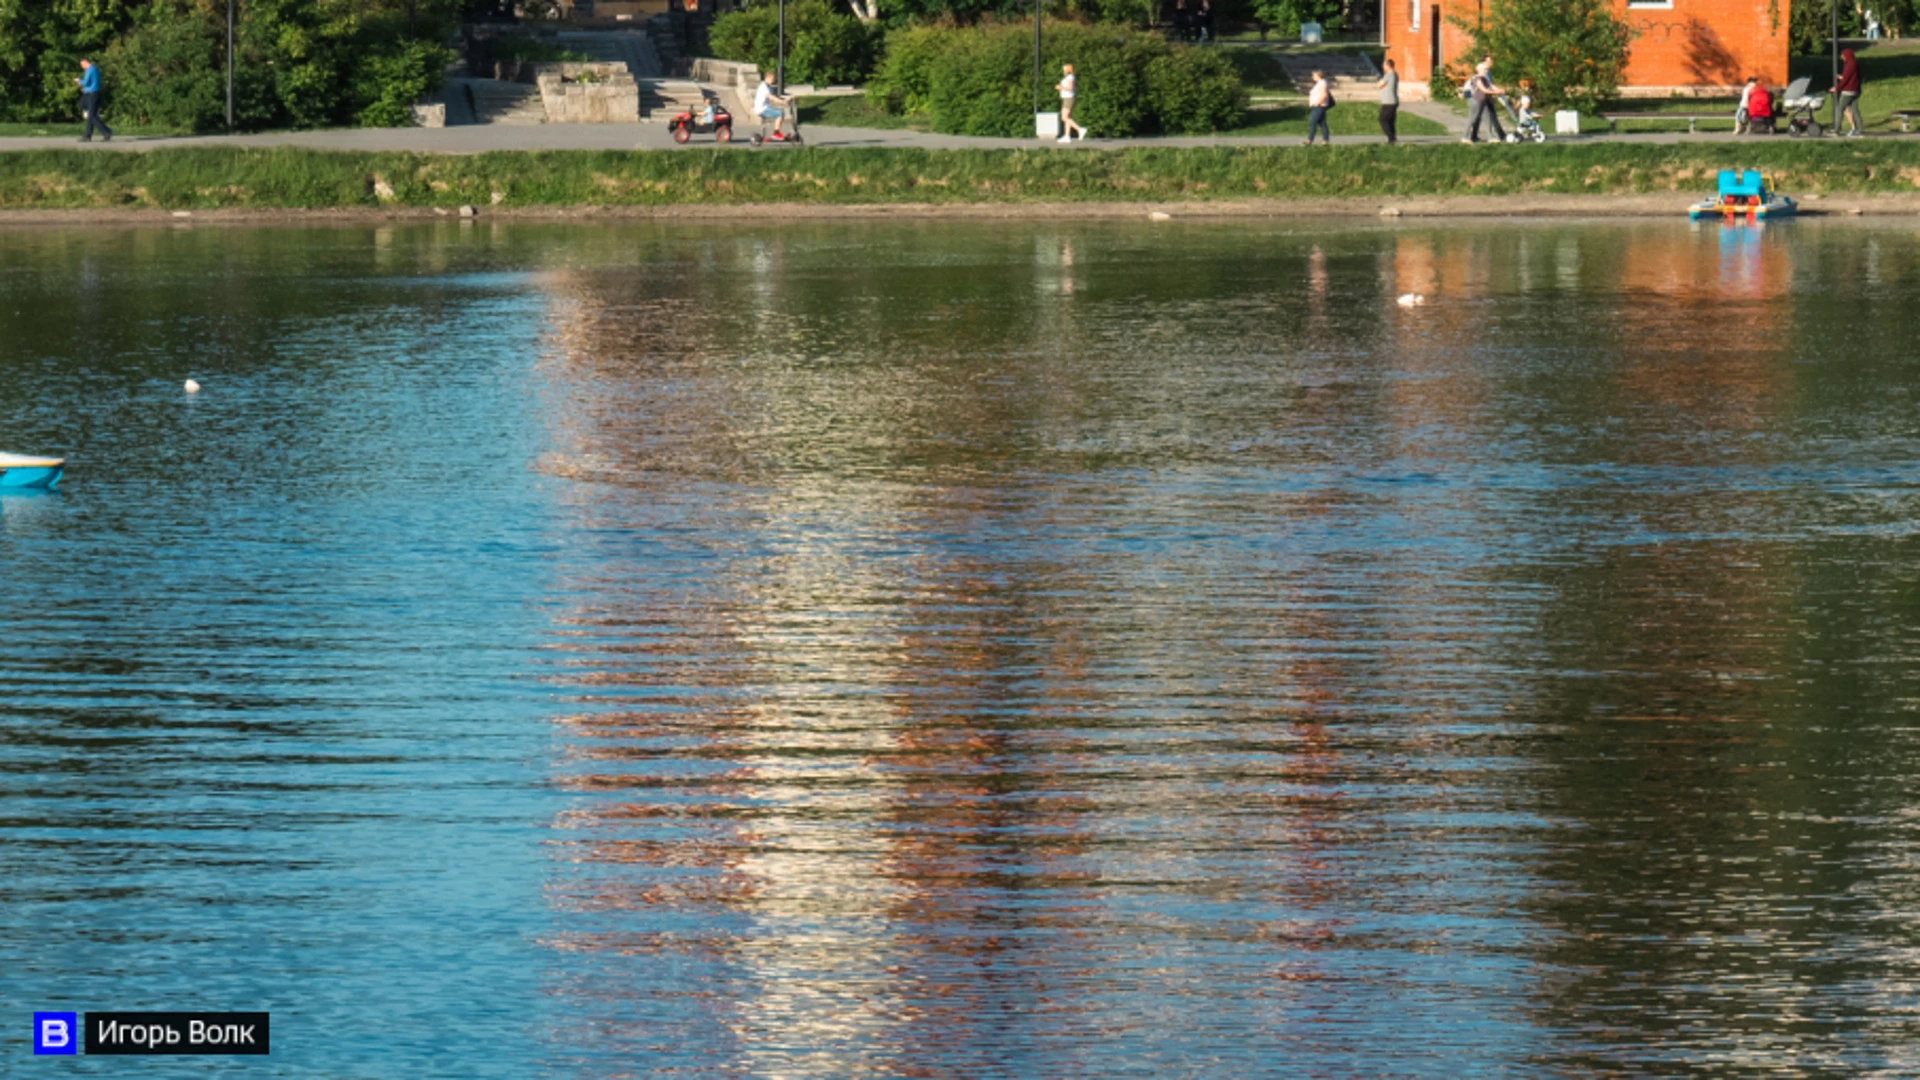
[1396,293,1426,308]
[184,379,201,393]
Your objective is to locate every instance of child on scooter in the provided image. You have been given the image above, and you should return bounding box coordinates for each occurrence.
[753,71,792,141]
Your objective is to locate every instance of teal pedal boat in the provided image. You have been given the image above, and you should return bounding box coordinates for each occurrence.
[0,452,66,490]
[1690,168,1796,221]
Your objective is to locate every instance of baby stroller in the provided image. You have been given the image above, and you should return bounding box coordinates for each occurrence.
[1500,96,1546,143]
[1779,77,1826,138]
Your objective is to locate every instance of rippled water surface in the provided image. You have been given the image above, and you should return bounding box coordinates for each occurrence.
[6,218,1920,1077]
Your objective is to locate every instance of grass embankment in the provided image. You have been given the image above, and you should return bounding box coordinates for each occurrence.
[4,143,1920,210]
[0,122,181,139]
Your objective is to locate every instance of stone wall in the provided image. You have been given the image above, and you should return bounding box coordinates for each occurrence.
[685,57,759,116]
[533,62,642,123]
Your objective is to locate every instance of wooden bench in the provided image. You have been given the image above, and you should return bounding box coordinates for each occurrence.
[1600,112,1731,134]
[1894,110,1920,132]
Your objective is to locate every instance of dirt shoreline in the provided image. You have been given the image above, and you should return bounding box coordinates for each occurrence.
[5,192,1919,226]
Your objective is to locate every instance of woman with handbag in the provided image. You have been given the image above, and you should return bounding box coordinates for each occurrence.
[1305,71,1333,146]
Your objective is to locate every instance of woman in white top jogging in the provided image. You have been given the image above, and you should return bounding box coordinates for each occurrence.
[1056,64,1087,142]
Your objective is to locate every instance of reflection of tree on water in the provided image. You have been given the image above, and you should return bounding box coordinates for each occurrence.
[1467,223,1920,1070]
[523,221,1920,1074]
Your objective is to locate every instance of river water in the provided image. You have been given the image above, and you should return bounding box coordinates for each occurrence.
[3,218,1919,1077]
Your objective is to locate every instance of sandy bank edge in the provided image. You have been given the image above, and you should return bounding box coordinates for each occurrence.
[5,192,1919,226]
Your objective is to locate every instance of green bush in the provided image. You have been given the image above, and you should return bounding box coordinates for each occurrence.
[1144,46,1242,134]
[865,23,954,115]
[887,20,1242,137]
[103,11,226,132]
[925,26,1032,136]
[354,40,455,128]
[710,1,881,85]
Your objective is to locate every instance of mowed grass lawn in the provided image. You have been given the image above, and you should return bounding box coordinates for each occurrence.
[1234,102,1448,138]
[1792,41,1920,131]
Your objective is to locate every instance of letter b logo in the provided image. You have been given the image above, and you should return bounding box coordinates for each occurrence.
[34,1012,78,1055]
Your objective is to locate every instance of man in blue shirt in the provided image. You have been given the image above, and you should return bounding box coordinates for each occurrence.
[75,58,112,142]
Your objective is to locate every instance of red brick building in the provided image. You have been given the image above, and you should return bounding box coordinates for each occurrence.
[1382,0,1793,100]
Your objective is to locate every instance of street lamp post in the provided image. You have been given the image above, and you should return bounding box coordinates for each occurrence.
[777,0,786,93]
[1032,0,1041,120]
[1832,0,1840,134]
[226,0,235,133]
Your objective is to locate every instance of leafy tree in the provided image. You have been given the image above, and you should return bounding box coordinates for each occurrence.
[876,0,1023,27]
[0,0,141,121]
[1250,0,1341,38]
[1448,0,1633,108]
[0,0,457,129]
[710,0,882,84]
[105,3,229,131]
[1790,0,1915,54]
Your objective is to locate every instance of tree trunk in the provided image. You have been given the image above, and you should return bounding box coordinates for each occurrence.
[849,0,879,20]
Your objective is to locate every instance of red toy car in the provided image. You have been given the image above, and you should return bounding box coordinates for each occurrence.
[670,100,733,143]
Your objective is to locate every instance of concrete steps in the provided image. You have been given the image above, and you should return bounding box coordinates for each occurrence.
[644,79,708,115]
[552,29,696,118]
[453,29,691,121]
[460,78,548,124]
[1276,51,1379,95]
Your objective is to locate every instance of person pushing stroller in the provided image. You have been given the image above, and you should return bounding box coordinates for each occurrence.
[1462,57,1507,144]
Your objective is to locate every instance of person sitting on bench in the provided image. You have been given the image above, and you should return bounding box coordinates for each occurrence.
[1742,78,1774,134]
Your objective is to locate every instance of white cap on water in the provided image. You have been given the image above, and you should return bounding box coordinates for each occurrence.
[184,379,202,393]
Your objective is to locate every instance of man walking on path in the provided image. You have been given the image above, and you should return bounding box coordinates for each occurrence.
[1463,57,1505,144]
[76,58,112,142]
[1377,59,1399,144]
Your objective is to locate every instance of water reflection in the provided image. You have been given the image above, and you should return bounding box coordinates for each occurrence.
[9,219,1920,1077]
[531,220,1910,1075]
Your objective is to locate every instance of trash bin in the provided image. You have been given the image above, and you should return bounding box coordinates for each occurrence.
[1036,111,1061,139]
[1299,21,1322,44]
[1554,110,1581,135]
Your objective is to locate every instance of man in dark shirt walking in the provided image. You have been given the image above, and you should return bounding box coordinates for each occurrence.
[76,58,113,142]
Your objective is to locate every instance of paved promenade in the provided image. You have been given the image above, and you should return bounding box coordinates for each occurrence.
[0,117,1854,155]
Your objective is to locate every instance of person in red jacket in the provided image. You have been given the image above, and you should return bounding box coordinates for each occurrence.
[1745,78,1773,134]
[1837,48,1864,136]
